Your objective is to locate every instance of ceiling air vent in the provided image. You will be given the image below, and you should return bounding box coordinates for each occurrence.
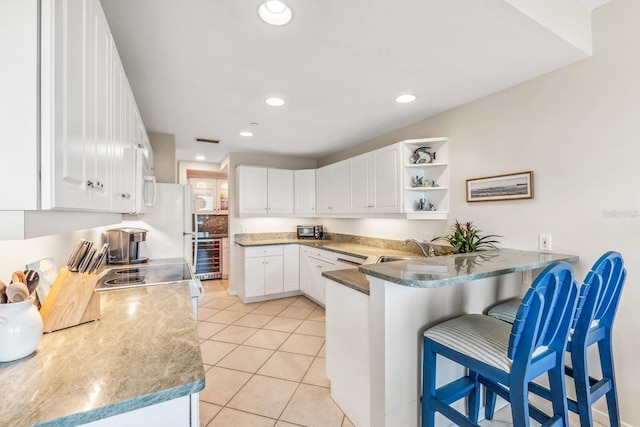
[195,138,220,144]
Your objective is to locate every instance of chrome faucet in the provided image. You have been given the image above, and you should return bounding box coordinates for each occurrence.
[403,239,435,257]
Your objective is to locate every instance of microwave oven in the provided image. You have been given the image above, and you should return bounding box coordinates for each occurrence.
[297,225,323,239]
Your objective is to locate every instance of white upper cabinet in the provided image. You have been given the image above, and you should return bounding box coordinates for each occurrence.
[39,0,152,213]
[349,144,401,213]
[0,0,39,210]
[294,170,316,215]
[237,166,294,216]
[316,160,349,214]
[267,169,294,215]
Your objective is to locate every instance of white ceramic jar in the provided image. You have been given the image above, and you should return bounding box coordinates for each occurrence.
[0,297,43,362]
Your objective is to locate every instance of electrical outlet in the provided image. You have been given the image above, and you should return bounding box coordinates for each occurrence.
[539,234,552,251]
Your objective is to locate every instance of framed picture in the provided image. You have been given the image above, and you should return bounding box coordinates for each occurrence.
[466,171,533,202]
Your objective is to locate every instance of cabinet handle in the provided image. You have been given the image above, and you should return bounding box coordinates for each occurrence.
[87,180,94,188]
[328,206,333,210]
[95,181,104,189]
[316,265,322,269]
[138,143,144,149]
[121,193,131,199]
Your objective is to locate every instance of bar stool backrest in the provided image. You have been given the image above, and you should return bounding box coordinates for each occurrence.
[508,262,578,367]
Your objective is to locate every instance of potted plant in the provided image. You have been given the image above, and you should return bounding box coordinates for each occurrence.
[432,220,501,254]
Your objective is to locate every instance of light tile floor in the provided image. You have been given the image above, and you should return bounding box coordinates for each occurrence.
[197,280,606,427]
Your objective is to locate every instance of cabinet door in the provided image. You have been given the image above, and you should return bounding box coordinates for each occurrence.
[45,0,93,210]
[299,250,312,295]
[306,258,328,305]
[315,166,332,214]
[264,255,284,295]
[283,245,300,292]
[294,170,316,215]
[216,180,229,214]
[331,161,349,213]
[349,154,373,212]
[244,257,265,298]
[267,169,294,215]
[238,166,268,215]
[373,145,401,212]
[87,1,113,211]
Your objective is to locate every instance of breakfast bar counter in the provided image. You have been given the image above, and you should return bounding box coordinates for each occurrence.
[324,249,578,427]
[0,282,204,427]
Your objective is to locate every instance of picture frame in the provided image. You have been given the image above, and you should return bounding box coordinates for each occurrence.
[466,171,533,202]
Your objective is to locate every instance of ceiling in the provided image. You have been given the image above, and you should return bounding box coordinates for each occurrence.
[101,0,593,164]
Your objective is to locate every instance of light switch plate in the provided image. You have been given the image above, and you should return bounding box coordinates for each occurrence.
[539,234,552,251]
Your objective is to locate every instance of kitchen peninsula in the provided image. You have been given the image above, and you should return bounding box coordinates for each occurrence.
[0,282,204,427]
[324,249,578,427]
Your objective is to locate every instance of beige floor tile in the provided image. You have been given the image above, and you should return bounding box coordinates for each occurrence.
[278,306,313,320]
[234,313,275,328]
[199,366,252,406]
[198,321,227,339]
[207,310,247,325]
[200,340,237,365]
[263,317,304,333]
[280,334,325,356]
[280,384,345,427]
[307,308,326,322]
[203,363,213,372]
[302,357,330,388]
[211,325,259,344]
[217,345,274,373]
[227,374,299,419]
[199,401,223,426]
[208,407,276,427]
[317,343,326,358]
[252,303,287,316]
[275,421,304,427]
[198,307,220,321]
[290,297,318,309]
[203,298,237,310]
[342,416,355,427]
[294,320,326,337]
[243,329,291,350]
[258,351,314,382]
[226,300,263,313]
[265,296,299,306]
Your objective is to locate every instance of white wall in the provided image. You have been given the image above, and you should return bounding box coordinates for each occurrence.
[318,1,640,424]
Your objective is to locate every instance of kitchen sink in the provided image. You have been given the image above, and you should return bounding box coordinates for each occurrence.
[376,255,425,263]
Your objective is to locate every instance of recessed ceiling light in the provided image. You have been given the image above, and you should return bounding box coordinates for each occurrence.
[395,94,416,104]
[265,97,285,107]
[258,1,292,26]
[195,155,205,161]
[240,131,254,137]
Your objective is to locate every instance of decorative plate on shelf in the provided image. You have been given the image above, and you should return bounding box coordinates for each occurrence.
[411,147,433,164]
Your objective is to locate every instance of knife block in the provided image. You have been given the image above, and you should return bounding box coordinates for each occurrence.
[39,268,101,333]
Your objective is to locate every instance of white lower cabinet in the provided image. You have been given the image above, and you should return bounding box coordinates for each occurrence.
[242,245,284,298]
[299,247,364,306]
[283,245,300,292]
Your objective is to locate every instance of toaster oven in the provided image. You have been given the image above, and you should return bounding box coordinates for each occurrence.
[297,225,323,239]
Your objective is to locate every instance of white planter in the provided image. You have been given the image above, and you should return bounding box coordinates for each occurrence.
[0,297,43,362]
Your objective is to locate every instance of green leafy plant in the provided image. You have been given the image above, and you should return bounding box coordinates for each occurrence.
[432,220,501,253]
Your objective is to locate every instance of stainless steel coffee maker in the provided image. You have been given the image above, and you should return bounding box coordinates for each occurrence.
[106,228,149,264]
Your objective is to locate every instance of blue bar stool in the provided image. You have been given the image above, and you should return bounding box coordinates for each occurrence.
[421,262,579,427]
[486,251,626,426]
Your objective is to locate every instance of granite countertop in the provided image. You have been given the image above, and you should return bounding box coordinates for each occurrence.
[0,282,204,427]
[236,238,419,264]
[358,249,579,288]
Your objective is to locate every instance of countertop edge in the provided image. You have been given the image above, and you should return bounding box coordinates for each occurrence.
[37,379,205,427]
[322,269,370,295]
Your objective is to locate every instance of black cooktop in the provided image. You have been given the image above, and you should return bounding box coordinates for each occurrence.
[95,262,193,291]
